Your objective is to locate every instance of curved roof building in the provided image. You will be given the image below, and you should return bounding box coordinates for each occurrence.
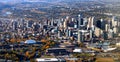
[24,40,36,44]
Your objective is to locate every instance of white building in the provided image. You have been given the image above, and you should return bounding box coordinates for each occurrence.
[36,58,65,62]
[73,48,82,53]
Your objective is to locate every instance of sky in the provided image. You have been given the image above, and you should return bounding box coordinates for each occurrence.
[0,0,119,4]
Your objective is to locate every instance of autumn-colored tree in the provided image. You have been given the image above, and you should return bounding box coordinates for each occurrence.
[10,38,16,43]
[45,46,50,49]
[32,47,37,52]
[16,39,22,42]
[5,53,10,59]
[41,39,48,43]
[25,51,29,57]
[79,43,84,47]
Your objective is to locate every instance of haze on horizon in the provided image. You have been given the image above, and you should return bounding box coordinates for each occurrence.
[0,0,119,3]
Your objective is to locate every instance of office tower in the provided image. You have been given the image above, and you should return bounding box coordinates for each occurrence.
[20,19,25,28]
[57,19,61,26]
[112,16,115,27]
[118,22,120,33]
[12,21,18,31]
[81,18,84,26]
[46,19,50,26]
[43,29,46,35]
[90,30,93,39]
[78,14,81,28]
[114,21,118,26]
[46,19,48,25]
[77,30,87,43]
[66,16,69,20]
[27,20,34,28]
[113,27,117,34]
[94,27,103,37]
[74,24,77,28]
[58,31,62,38]
[72,18,74,22]
[83,18,87,28]
[118,22,120,26]
[105,24,110,32]
[51,18,54,26]
[108,29,114,38]
[61,18,64,22]
[66,29,73,37]
[101,19,106,30]
[83,18,87,23]
[87,17,94,30]
[59,18,63,28]
[91,17,94,27]
[109,16,117,34]
[66,29,69,37]
[33,23,40,31]
[96,19,105,30]
[78,30,82,43]
[10,19,14,28]
[68,30,72,37]
[59,22,63,28]
[113,21,118,34]
[103,31,108,40]
[63,19,68,29]
[26,20,29,28]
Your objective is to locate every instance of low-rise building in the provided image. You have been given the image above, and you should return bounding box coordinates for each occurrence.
[36,58,66,62]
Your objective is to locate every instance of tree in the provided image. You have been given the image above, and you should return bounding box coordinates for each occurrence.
[41,39,48,43]
[10,38,16,43]
[79,43,84,47]
[25,51,29,58]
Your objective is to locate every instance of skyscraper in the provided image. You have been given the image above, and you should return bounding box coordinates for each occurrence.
[87,17,94,30]
[51,18,54,26]
[77,30,87,43]
[78,14,82,28]
[63,17,69,29]
[78,30,82,43]
[105,24,110,32]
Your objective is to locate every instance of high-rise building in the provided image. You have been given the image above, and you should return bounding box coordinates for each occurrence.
[94,27,103,37]
[66,29,69,37]
[95,19,106,30]
[87,17,94,30]
[33,23,40,31]
[78,30,82,43]
[74,24,77,28]
[103,31,108,40]
[27,20,34,28]
[118,22,120,27]
[105,24,110,32]
[51,18,54,26]
[78,14,84,28]
[12,21,18,31]
[63,19,68,29]
[66,29,73,37]
[108,29,114,39]
[113,27,117,34]
[90,30,93,39]
[77,30,87,43]
[112,16,115,27]
[78,14,81,28]
[58,31,62,38]
[20,19,25,28]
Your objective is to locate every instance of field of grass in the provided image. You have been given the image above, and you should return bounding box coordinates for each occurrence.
[95,58,114,62]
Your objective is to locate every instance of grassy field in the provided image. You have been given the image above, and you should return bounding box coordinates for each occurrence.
[95,58,114,62]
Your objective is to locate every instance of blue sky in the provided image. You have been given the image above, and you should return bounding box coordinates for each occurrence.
[0,0,119,3]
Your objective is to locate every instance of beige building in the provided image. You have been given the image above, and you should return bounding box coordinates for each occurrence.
[94,27,103,37]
